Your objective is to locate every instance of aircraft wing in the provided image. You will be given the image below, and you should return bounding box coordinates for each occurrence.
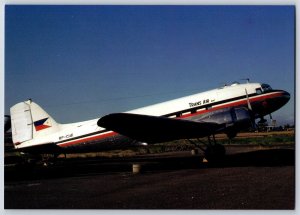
[97,113,224,143]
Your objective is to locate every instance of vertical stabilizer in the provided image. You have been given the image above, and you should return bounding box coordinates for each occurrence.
[10,100,61,147]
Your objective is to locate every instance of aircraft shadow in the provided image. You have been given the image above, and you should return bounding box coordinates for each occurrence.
[5,148,294,181]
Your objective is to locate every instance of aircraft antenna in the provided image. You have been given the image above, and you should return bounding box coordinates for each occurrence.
[241,78,250,83]
[219,82,228,88]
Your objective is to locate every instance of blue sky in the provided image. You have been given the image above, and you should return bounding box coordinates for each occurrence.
[5,5,295,125]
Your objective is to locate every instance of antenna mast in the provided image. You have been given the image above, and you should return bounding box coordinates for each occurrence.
[241,78,250,83]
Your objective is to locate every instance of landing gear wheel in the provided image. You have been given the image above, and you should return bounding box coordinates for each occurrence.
[204,144,226,163]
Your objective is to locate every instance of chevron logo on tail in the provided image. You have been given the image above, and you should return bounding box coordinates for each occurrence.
[34,118,51,131]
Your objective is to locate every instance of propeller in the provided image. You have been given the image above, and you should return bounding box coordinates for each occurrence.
[245,88,252,111]
[244,89,257,130]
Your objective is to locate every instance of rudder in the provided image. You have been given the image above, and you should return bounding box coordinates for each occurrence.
[10,99,60,147]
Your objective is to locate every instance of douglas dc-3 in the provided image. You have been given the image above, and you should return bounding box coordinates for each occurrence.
[8,81,290,161]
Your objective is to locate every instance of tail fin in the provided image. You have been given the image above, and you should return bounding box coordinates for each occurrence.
[10,100,60,146]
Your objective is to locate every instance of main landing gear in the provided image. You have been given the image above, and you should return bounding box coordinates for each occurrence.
[40,153,65,167]
[18,152,66,167]
[188,134,226,162]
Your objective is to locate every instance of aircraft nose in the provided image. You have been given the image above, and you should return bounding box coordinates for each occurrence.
[282,90,290,103]
[275,90,290,109]
[263,90,290,114]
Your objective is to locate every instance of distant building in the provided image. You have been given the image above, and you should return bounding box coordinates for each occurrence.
[266,119,277,132]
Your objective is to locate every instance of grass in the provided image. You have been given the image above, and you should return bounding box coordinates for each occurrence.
[217,136,295,146]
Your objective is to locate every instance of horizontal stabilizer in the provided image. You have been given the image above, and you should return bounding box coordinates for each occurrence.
[97,113,223,143]
[15,142,62,154]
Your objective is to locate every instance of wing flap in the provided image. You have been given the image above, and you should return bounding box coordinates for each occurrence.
[97,113,223,143]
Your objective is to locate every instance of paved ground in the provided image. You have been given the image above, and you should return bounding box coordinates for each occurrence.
[4,146,295,209]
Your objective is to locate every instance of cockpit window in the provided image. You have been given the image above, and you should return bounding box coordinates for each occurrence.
[261,84,272,92]
[256,88,262,95]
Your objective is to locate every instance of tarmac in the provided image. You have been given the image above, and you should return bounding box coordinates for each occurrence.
[4,145,295,209]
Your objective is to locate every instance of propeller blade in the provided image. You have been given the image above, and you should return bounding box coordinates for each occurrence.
[244,89,257,130]
[245,88,252,111]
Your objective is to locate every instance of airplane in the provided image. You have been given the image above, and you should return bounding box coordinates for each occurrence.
[8,81,290,162]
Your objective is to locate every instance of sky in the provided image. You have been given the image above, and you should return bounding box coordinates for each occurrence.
[5,5,295,125]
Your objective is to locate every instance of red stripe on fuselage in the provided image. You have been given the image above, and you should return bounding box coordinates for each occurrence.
[57,91,283,148]
[58,131,117,148]
[178,91,283,119]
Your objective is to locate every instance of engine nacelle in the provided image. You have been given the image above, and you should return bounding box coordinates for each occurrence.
[195,107,252,138]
